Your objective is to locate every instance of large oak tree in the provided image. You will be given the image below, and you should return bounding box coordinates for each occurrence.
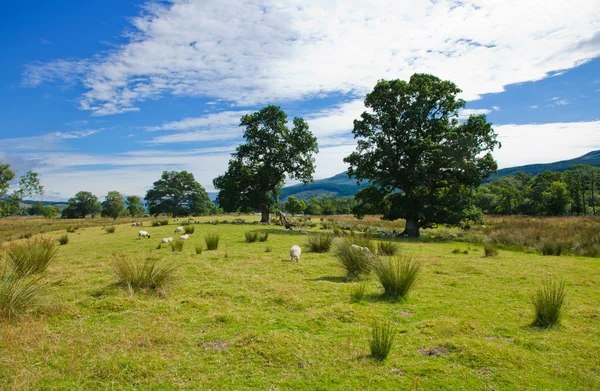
[145,171,212,217]
[344,74,500,236]
[214,105,318,223]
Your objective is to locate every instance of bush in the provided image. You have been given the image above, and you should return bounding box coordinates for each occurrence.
[58,235,69,246]
[5,237,58,278]
[378,240,399,256]
[195,244,203,255]
[335,239,374,281]
[373,256,420,300]
[113,255,178,296]
[184,226,195,234]
[105,226,116,234]
[171,239,185,253]
[258,232,269,242]
[370,320,395,361]
[483,243,499,257]
[0,275,43,321]
[307,234,333,253]
[245,231,258,243]
[350,282,366,303]
[205,234,220,250]
[532,279,566,328]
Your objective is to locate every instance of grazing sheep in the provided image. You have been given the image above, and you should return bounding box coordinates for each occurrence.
[138,230,151,239]
[161,237,173,243]
[180,234,189,240]
[289,245,301,262]
[299,230,308,235]
[131,222,142,227]
[350,244,371,253]
[131,222,137,227]
[174,226,184,233]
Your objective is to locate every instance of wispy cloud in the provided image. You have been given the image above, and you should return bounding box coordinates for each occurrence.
[458,108,492,119]
[0,129,103,151]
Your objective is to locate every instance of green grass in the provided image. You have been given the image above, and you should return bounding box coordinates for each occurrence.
[306,233,333,253]
[532,279,566,328]
[0,275,44,321]
[258,232,269,242]
[170,239,185,252]
[334,238,374,281]
[195,244,203,255]
[205,233,220,250]
[0,215,598,389]
[349,282,366,303]
[373,256,420,300]
[4,237,58,277]
[483,242,499,257]
[370,320,395,361]
[112,255,178,296]
[57,234,69,245]
[183,225,195,234]
[377,240,399,256]
[104,226,116,234]
[244,231,258,243]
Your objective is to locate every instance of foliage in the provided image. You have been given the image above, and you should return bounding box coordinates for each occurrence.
[373,256,420,300]
[377,240,399,256]
[344,74,499,236]
[145,171,213,217]
[0,163,43,217]
[532,279,566,328]
[42,205,60,218]
[258,232,269,242]
[62,191,101,218]
[205,234,220,250]
[306,233,333,253]
[171,239,185,252]
[183,225,195,234]
[334,239,374,281]
[483,243,499,257]
[58,234,69,245]
[101,191,127,220]
[0,275,43,321]
[284,196,306,216]
[214,105,318,223]
[105,226,116,234]
[370,321,395,361]
[4,237,58,277]
[244,231,258,243]
[126,195,145,217]
[113,255,178,296]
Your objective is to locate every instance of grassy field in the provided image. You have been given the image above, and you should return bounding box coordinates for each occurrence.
[1,215,599,390]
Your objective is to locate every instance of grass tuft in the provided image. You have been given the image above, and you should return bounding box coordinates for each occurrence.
[370,320,395,361]
[373,256,420,300]
[483,242,499,257]
[170,239,184,253]
[105,226,116,234]
[334,239,374,281]
[57,234,69,245]
[307,234,333,253]
[184,225,195,234]
[378,240,399,256]
[258,232,269,242]
[350,282,366,303]
[532,279,566,328]
[205,234,220,250]
[195,244,203,255]
[540,240,566,256]
[113,255,178,296]
[5,237,58,278]
[265,246,272,253]
[245,231,259,243]
[0,275,44,321]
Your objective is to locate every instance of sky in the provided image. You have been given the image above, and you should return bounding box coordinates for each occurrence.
[1,0,599,201]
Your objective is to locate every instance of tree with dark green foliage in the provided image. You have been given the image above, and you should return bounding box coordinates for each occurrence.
[0,163,43,217]
[27,201,46,216]
[284,196,306,216]
[344,74,500,236]
[214,105,318,223]
[62,191,101,218]
[542,181,571,216]
[145,171,212,217]
[42,205,59,218]
[126,195,145,217]
[101,191,127,220]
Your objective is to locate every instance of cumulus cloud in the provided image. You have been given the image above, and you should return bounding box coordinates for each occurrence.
[23,0,600,115]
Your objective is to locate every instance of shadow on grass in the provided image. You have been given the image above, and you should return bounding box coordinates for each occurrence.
[310,276,347,283]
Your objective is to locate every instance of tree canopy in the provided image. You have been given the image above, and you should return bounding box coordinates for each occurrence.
[214,105,318,223]
[62,191,101,218]
[101,191,127,220]
[284,196,306,216]
[126,195,145,217]
[0,163,43,217]
[145,171,213,217]
[344,74,499,236]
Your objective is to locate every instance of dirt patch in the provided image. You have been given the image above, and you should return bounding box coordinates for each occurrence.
[199,339,230,351]
[419,345,448,357]
[396,311,413,317]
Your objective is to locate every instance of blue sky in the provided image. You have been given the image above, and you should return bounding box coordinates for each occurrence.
[1,0,599,201]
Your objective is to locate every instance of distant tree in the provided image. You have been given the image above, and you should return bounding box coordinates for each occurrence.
[42,205,59,218]
[304,196,323,215]
[526,171,563,215]
[0,163,43,217]
[101,191,127,220]
[542,181,571,216]
[285,196,306,216]
[145,171,212,217]
[344,74,499,236]
[126,195,145,217]
[62,191,101,218]
[27,201,46,216]
[214,105,318,223]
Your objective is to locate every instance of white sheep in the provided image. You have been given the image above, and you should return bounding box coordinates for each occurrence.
[179,234,189,240]
[174,226,184,233]
[138,230,151,239]
[289,245,301,262]
[351,244,371,253]
[161,237,173,243]
[131,222,142,227]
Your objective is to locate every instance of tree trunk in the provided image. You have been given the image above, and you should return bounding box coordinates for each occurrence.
[260,206,270,224]
[402,218,420,237]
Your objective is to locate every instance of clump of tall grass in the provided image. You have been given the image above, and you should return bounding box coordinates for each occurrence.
[335,239,374,281]
[370,320,395,361]
[0,275,44,321]
[258,232,269,242]
[66,226,78,233]
[532,279,566,328]
[159,219,169,226]
[378,240,399,256]
[183,225,195,234]
[171,239,185,253]
[540,240,567,256]
[483,242,499,257]
[5,237,58,278]
[373,256,420,300]
[112,255,178,296]
[205,234,220,250]
[307,234,333,253]
[265,246,273,253]
[350,282,366,303]
[245,231,258,243]
[57,235,69,245]
[195,244,203,254]
[151,221,161,227]
[105,226,116,234]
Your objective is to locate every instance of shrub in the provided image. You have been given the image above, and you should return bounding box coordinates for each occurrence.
[378,240,399,256]
[195,244,203,255]
[0,275,43,321]
[58,235,69,246]
[350,282,366,303]
[335,239,374,281]
[171,239,185,252]
[307,234,333,253]
[205,234,220,250]
[532,279,566,328]
[113,256,178,296]
[373,256,420,300]
[184,225,195,234]
[5,237,58,278]
[370,320,395,361]
[105,226,116,234]
[483,243,499,257]
[245,231,259,243]
[258,232,269,242]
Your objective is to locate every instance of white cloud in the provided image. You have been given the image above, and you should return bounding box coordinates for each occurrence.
[530,105,539,109]
[458,108,492,119]
[23,0,600,115]
[0,129,102,151]
[556,99,569,105]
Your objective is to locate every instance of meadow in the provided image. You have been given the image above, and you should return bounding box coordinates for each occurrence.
[0,215,599,390]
